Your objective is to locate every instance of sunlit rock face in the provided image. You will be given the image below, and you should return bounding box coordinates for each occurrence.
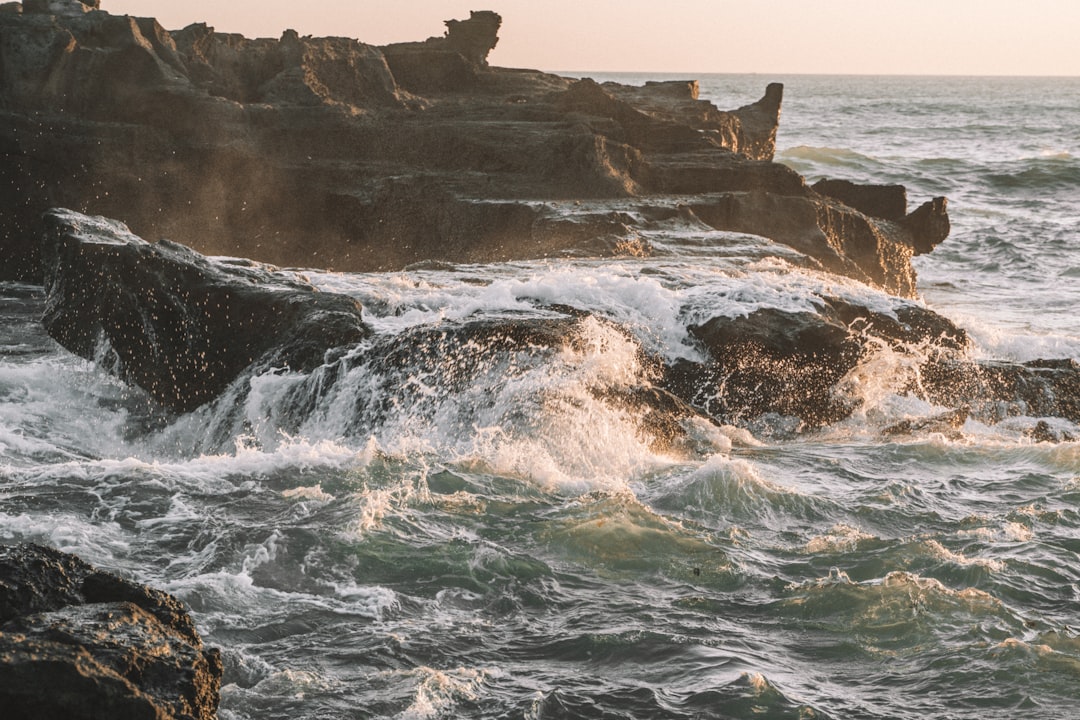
[0,543,222,720]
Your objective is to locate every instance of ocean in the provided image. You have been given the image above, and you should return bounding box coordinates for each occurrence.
[2,74,1079,719]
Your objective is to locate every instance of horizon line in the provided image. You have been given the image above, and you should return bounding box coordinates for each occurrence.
[545,69,1080,80]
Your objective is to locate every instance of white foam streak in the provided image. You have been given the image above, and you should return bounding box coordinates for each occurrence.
[0,511,131,565]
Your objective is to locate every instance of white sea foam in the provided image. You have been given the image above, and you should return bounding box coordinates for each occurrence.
[805,524,875,554]
[0,511,132,565]
[921,539,1007,572]
[391,667,497,720]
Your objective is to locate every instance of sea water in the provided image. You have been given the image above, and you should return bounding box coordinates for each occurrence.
[2,75,1079,719]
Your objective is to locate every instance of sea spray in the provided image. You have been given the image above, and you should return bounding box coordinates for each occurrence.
[3,75,1080,719]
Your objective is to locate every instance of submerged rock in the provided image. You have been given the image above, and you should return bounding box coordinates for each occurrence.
[882,407,970,439]
[0,543,221,720]
[0,5,946,297]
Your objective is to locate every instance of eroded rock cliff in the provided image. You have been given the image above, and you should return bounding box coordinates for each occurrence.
[0,3,947,297]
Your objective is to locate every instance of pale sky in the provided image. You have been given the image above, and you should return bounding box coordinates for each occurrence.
[105,0,1080,76]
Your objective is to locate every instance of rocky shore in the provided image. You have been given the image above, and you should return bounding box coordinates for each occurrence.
[5,2,1079,717]
[40,207,1080,442]
[1,0,947,297]
[0,543,221,719]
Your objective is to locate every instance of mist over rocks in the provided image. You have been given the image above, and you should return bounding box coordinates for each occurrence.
[1,2,947,297]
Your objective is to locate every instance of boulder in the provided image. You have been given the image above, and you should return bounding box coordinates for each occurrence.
[664,297,970,428]
[0,543,221,720]
[40,208,371,413]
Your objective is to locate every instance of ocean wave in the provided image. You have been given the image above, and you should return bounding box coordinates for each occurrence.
[783,570,1018,651]
[539,489,729,578]
[648,453,827,526]
[984,156,1080,193]
[776,145,888,180]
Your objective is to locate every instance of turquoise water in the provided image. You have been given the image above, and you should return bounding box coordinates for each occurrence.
[2,76,1079,719]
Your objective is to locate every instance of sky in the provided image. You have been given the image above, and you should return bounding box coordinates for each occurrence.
[104,0,1080,76]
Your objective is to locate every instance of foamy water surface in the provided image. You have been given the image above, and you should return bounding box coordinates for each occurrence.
[2,75,1079,719]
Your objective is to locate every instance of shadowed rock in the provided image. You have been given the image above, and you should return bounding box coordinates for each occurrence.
[0,543,221,720]
[812,179,907,221]
[663,297,970,428]
[40,208,370,412]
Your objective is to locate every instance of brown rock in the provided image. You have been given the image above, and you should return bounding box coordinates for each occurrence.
[0,544,221,720]
[812,178,908,221]
[0,6,948,300]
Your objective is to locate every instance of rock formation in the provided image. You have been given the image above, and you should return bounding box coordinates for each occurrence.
[0,4,947,297]
[39,210,1080,437]
[40,208,370,413]
[0,543,221,719]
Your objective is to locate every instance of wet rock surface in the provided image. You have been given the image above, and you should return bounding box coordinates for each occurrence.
[0,543,222,720]
[40,208,370,413]
[39,210,1080,437]
[1,4,946,297]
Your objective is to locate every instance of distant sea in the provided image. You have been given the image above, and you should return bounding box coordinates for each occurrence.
[2,75,1079,719]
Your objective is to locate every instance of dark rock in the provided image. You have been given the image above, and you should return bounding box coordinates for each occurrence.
[1028,420,1076,443]
[39,206,1078,440]
[899,196,951,255]
[812,179,908,221]
[921,357,1080,424]
[37,209,715,451]
[665,297,971,428]
[0,543,221,720]
[23,0,94,15]
[444,10,501,65]
[40,208,371,412]
[382,10,501,93]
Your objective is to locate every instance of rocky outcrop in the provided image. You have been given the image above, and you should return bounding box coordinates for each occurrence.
[0,543,221,720]
[382,10,500,93]
[665,296,971,428]
[0,5,947,298]
[812,179,907,221]
[40,208,370,412]
[40,210,1079,437]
